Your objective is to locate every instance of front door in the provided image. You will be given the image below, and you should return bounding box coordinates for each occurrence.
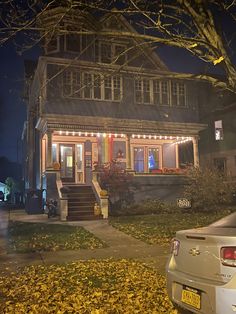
[59,144,75,182]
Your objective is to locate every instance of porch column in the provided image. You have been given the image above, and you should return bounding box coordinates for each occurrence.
[192,136,199,167]
[175,143,179,168]
[46,130,53,169]
[126,134,132,170]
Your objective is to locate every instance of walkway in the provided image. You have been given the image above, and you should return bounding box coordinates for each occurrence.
[0,208,169,275]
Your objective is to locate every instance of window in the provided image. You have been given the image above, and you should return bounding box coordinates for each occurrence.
[135,79,151,104]
[94,74,101,99]
[104,77,112,100]
[143,79,150,103]
[134,147,144,172]
[214,157,226,173]
[63,71,82,98]
[153,80,160,104]
[171,82,186,106]
[215,120,223,140]
[63,70,121,101]
[97,41,127,64]
[101,42,112,63]
[113,76,121,101]
[65,28,91,57]
[135,79,186,106]
[135,80,142,103]
[66,31,81,52]
[161,81,169,105]
[83,73,93,98]
[46,36,59,53]
[148,148,159,171]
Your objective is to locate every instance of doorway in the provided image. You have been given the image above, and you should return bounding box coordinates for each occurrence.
[59,144,75,182]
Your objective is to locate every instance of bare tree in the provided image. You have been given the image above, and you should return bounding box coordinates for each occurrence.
[1,0,236,92]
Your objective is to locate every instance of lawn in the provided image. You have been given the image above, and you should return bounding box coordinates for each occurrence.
[109,210,230,245]
[7,221,106,253]
[0,259,176,314]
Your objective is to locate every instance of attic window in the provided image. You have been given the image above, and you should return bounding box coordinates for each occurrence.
[98,41,127,64]
[46,36,59,54]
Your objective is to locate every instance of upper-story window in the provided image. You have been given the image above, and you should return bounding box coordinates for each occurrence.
[45,35,59,54]
[171,81,186,106]
[215,120,223,140]
[65,28,90,57]
[135,78,186,106]
[135,79,150,104]
[62,69,122,101]
[96,41,127,65]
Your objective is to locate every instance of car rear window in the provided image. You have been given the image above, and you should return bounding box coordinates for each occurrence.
[210,212,236,228]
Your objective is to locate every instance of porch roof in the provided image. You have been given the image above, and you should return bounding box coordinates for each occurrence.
[43,99,200,124]
[36,114,207,137]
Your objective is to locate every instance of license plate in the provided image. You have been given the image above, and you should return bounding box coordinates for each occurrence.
[181,285,201,309]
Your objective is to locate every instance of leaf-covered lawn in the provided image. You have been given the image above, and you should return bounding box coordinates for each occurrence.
[7,221,106,253]
[110,211,229,245]
[0,259,176,314]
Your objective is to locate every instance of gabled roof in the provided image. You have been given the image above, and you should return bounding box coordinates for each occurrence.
[100,11,168,72]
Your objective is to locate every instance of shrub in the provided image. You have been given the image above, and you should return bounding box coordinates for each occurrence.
[111,198,181,216]
[184,166,235,211]
[94,160,134,212]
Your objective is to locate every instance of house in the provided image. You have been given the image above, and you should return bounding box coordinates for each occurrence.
[22,7,207,220]
[199,86,236,177]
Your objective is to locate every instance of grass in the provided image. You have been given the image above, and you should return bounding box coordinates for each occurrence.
[7,221,106,253]
[0,259,175,313]
[109,210,231,245]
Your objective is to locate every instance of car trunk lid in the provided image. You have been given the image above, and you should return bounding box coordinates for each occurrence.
[174,227,236,283]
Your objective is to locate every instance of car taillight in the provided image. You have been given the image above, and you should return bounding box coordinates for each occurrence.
[171,239,180,256]
[221,247,236,267]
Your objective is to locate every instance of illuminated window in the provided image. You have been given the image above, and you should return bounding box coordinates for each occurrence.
[215,120,223,140]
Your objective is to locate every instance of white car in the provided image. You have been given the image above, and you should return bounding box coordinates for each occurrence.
[166,212,236,314]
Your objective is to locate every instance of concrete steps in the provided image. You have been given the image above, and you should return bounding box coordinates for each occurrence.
[62,185,102,221]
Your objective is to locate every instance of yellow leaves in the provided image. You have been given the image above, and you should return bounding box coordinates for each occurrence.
[0,259,174,313]
[213,56,224,65]
[188,43,198,48]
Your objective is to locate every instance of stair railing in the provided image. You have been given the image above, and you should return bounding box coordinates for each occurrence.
[92,171,108,218]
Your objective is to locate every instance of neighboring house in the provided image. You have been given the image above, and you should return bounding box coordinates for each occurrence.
[22,7,207,220]
[0,182,8,201]
[199,86,236,177]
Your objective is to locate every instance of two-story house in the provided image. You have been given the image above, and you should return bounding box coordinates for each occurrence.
[22,7,206,220]
[199,86,236,177]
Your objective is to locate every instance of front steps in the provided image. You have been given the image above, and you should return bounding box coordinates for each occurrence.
[62,185,102,221]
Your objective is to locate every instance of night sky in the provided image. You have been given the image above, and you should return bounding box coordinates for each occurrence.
[0,42,38,162]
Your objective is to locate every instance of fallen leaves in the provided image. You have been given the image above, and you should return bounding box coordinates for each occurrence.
[110,211,228,245]
[0,259,176,313]
[7,221,106,253]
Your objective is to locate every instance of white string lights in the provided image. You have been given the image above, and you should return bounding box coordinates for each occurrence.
[55,130,192,143]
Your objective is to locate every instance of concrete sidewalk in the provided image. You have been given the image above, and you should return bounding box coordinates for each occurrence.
[0,209,169,274]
